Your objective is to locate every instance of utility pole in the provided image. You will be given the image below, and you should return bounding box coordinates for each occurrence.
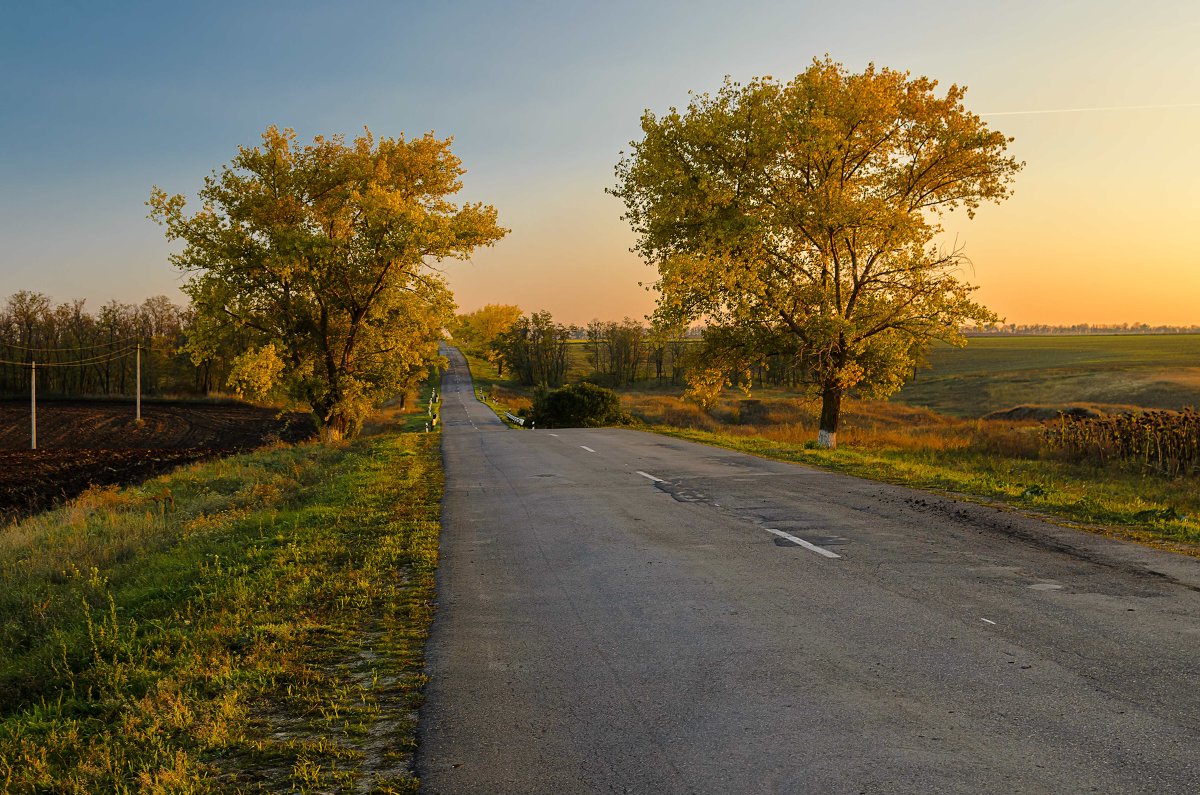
[136,342,142,422]
[30,359,36,450]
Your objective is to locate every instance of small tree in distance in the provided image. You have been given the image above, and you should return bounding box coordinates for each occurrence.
[612,57,1023,447]
[149,126,507,439]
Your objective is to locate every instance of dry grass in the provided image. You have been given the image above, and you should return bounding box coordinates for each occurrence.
[490,386,532,413]
[623,391,1044,458]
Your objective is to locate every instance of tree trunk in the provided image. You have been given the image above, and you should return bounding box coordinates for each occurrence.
[316,397,354,441]
[320,415,348,442]
[818,383,842,449]
[312,388,345,442]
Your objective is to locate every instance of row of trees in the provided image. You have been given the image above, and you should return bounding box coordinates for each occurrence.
[967,324,1200,336]
[0,291,201,397]
[460,307,694,389]
[453,306,701,389]
[466,307,826,391]
[452,304,523,375]
[585,319,699,387]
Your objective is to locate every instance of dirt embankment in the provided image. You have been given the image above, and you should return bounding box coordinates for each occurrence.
[0,399,315,520]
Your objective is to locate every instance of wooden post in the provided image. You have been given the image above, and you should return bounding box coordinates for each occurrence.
[30,359,36,450]
[136,343,142,422]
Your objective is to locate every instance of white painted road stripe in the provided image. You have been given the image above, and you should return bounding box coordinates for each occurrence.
[580,445,596,453]
[981,618,997,625]
[637,471,664,482]
[765,528,841,559]
[548,433,559,437]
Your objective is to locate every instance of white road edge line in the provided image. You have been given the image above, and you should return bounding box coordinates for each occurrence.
[765,528,841,559]
[636,470,664,482]
[580,445,596,453]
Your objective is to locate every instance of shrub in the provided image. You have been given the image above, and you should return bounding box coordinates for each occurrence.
[531,382,630,428]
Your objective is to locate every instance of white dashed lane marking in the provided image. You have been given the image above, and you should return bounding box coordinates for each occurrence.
[765,528,841,559]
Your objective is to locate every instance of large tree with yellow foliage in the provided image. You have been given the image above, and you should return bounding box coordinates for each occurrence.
[150,126,506,439]
[454,303,523,371]
[612,58,1022,447]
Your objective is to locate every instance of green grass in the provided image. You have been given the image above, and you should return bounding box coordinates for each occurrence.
[897,334,1200,416]
[0,425,442,792]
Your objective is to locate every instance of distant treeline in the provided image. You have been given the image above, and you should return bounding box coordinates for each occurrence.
[462,308,807,391]
[966,323,1200,336]
[0,291,222,397]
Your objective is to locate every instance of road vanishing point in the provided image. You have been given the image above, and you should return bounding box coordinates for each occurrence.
[416,346,1200,794]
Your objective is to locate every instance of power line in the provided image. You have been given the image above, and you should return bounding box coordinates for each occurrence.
[0,345,140,368]
[0,336,141,353]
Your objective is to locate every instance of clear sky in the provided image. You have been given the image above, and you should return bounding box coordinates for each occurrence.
[1,0,1197,326]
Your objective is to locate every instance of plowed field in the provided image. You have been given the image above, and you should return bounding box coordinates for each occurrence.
[1,399,315,519]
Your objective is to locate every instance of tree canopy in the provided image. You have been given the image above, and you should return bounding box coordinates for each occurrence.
[454,304,523,371]
[612,57,1022,447]
[149,126,506,438]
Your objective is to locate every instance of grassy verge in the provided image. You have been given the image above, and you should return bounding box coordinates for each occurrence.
[0,426,442,792]
[363,367,443,435]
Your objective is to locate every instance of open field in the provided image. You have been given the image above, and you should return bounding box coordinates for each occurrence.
[896,334,1200,416]
[0,399,315,521]
[0,415,440,792]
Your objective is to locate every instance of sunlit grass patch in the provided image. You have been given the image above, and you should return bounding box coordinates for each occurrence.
[0,424,441,792]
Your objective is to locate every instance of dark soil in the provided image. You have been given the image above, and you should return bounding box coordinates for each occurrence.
[0,399,315,520]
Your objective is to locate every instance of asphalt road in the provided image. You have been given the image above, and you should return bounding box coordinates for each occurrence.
[417,346,1200,794]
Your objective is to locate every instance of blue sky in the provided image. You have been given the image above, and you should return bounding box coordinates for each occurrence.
[2,0,1198,324]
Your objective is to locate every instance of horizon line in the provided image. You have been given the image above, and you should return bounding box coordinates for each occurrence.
[980,102,1200,117]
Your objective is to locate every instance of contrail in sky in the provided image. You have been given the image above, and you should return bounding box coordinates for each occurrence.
[980,103,1200,116]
